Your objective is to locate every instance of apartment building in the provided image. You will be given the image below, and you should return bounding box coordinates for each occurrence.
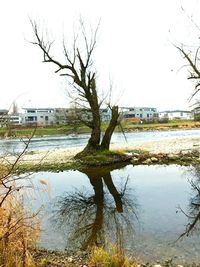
[159,110,193,120]
[20,107,111,126]
[120,107,158,121]
[21,108,55,126]
[0,110,23,127]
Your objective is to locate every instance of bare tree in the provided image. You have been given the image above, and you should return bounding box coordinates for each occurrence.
[177,46,200,100]
[0,129,36,207]
[30,20,120,157]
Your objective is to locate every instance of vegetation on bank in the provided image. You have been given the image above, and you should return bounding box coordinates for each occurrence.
[0,196,39,267]
[0,124,90,138]
[32,246,139,267]
[88,246,138,267]
[0,142,39,267]
[0,120,200,138]
[9,149,200,174]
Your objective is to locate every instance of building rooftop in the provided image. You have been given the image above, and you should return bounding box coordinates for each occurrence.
[159,110,191,113]
[22,107,54,110]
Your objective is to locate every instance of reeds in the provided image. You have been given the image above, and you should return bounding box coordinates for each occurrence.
[0,192,39,267]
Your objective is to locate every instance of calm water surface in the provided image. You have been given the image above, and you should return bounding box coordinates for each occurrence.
[24,164,200,263]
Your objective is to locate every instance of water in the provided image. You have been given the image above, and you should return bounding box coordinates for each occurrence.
[24,164,200,264]
[1,128,200,154]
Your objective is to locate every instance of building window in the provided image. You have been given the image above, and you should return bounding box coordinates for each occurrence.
[140,114,143,118]
[45,116,49,121]
[40,116,43,118]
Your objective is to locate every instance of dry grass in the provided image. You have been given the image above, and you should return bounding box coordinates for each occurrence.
[88,246,138,267]
[0,193,40,267]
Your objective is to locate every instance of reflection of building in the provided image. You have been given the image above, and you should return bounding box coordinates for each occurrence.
[120,107,158,121]
[159,110,193,120]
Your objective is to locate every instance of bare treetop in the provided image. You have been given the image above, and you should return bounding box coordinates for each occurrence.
[30,19,120,155]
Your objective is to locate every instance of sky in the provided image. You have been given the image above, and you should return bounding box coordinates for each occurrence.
[1,0,200,112]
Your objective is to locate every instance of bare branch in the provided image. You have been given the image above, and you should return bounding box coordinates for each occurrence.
[177,46,200,78]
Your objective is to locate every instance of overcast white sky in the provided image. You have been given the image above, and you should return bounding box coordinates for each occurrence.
[1,0,200,112]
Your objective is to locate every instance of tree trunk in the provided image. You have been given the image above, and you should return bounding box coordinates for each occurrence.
[100,106,119,150]
[83,96,101,153]
[84,125,101,152]
[75,105,101,158]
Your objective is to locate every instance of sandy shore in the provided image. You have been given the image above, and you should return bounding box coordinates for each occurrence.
[19,136,200,164]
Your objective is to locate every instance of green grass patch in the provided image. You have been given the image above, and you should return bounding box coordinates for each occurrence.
[78,150,131,167]
[13,161,81,173]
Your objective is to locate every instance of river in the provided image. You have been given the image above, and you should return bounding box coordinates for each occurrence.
[1,128,200,153]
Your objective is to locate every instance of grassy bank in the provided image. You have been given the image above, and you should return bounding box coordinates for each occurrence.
[0,124,90,138]
[12,149,200,174]
[120,119,200,131]
[1,120,200,138]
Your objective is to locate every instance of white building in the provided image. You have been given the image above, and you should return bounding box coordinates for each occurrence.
[159,110,193,120]
[0,110,22,127]
[9,114,22,125]
[20,107,112,126]
[21,108,56,126]
[120,107,158,121]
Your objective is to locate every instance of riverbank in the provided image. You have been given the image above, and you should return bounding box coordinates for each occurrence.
[4,136,198,172]
[32,248,200,267]
[20,136,200,164]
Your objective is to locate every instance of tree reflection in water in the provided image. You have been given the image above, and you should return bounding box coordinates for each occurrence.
[179,165,200,239]
[51,165,138,251]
